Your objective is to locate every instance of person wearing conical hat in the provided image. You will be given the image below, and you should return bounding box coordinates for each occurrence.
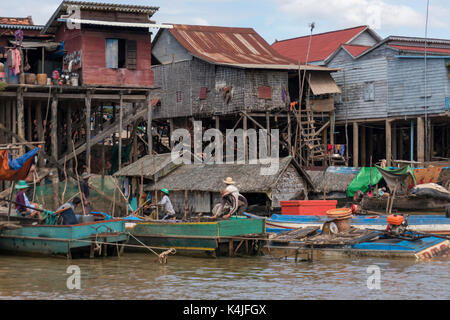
[15,180,42,220]
[212,177,248,219]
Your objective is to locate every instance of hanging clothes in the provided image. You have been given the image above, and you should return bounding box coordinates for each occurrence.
[12,48,21,76]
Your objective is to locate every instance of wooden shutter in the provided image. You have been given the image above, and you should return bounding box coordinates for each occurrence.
[126,40,137,70]
[258,86,272,99]
[200,87,207,100]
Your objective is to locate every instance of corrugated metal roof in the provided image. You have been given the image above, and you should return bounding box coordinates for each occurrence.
[389,45,450,55]
[167,24,298,67]
[342,44,371,57]
[43,1,159,34]
[272,26,371,63]
[62,1,159,13]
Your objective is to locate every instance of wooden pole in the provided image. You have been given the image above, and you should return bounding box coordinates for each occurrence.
[243,114,248,163]
[51,95,58,160]
[51,95,59,209]
[72,139,86,216]
[66,104,72,172]
[36,101,44,168]
[85,92,92,173]
[417,117,425,163]
[385,119,392,167]
[16,88,25,155]
[118,93,123,170]
[147,92,153,154]
[287,111,292,156]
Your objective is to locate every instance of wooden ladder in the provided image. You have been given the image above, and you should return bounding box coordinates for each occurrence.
[300,108,325,166]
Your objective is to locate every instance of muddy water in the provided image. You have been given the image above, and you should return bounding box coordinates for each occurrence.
[0,253,449,300]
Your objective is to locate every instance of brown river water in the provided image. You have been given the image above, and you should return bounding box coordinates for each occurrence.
[0,253,449,300]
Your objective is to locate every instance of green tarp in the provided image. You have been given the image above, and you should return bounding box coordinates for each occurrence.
[347,165,416,197]
[347,167,383,197]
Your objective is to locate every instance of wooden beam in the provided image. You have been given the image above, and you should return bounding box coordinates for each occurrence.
[56,103,149,165]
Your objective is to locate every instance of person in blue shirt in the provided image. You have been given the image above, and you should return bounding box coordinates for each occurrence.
[56,197,81,225]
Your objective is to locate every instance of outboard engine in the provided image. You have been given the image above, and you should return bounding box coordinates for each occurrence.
[386,214,408,236]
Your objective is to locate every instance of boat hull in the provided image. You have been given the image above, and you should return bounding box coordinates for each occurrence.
[0,220,128,258]
[244,213,450,234]
[264,237,450,261]
[128,217,266,256]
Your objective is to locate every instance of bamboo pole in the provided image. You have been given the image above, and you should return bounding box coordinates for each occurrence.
[71,139,86,216]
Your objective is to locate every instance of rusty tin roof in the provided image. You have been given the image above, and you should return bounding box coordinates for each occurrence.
[167,24,299,68]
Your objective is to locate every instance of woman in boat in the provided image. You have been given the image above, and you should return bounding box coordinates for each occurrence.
[15,180,42,220]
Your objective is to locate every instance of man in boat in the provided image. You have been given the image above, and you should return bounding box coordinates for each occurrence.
[80,172,91,215]
[56,197,82,225]
[14,180,42,220]
[157,188,176,220]
[212,177,248,219]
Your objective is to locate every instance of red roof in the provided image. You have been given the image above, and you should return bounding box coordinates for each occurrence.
[168,24,297,67]
[389,45,450,54]
[342,44,371,57]
[272,26,369,63]
[0,17,34,26]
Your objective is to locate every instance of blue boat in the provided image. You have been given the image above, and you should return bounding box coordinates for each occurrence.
[264,230,450,261]
[244,212,450,235]
[0,215,129,258]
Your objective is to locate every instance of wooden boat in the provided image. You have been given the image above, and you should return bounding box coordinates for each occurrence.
[264,228,450,261]
[127,216,266,257]
[243,212,450,234]
[361,195,449,212]
[0,213,129,258]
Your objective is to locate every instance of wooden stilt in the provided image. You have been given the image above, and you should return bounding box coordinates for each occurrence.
[417,117,425,163]
[36,101,44,167]
[85,92,92,173]
[16,89,25,155]
[385,119,392,167]
[118,93,123,170]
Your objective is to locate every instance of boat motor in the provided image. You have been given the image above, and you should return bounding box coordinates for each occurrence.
[386,214,408,236]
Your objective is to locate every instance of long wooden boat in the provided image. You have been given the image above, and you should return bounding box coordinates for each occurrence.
[264,230,450,261]
[361,195,449,211]
[127,216,266,257]
[244,212,450,235]
[0,216,129,258]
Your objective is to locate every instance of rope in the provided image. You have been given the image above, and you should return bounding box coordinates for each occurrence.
[127,232,176,264]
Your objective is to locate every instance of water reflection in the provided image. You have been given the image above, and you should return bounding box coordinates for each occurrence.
[0,254,448,300]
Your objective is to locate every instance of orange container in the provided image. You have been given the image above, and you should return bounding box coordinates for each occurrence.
[280,200,337,216]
